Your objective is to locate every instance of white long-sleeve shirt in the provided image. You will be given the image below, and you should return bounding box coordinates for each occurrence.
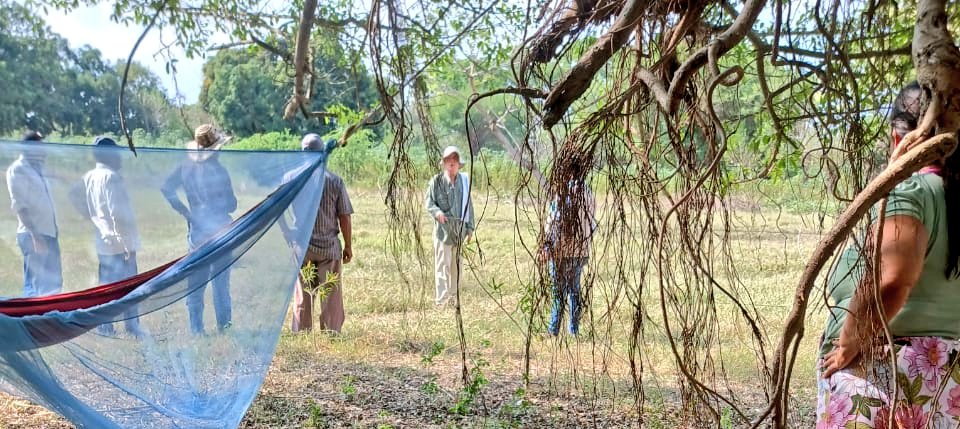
[6,155,58,237]
[83,163,141,255]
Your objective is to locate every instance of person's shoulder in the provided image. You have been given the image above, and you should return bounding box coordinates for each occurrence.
[6,157,25,173]
[895,172,941,198]
[324,171,347,189]
[325,170,344,183]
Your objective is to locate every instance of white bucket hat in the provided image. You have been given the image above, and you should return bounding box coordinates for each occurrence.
[439,145,465,168]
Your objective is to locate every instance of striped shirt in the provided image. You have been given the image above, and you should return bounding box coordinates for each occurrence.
[307,171,353,260]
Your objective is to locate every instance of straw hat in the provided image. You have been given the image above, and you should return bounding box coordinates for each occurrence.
[187,124,231,151]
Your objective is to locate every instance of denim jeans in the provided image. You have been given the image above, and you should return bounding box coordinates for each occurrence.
[96,253,144,337]
[185,227,232,334]
[548,257,587,336]
[16,232,62,297]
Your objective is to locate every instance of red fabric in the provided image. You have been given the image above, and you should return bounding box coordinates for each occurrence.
[0,260,179,317]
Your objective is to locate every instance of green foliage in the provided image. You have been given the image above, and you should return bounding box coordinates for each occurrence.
[200,46,376,138]
[229,131,300,151]
[339,375,357,398]
[420,377,440,395]
[421,341,446,365]
[305,399,327,429]
[0,0,182,137]
[449,358,489,415]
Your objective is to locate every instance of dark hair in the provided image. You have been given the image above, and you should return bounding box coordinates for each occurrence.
[945,124,960,278]
[22,130,43,142]
[891,81,922,137]
[898,81,960,277]
[93,136,122,167]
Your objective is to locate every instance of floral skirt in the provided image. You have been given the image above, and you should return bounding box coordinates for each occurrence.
[816,337,960,428]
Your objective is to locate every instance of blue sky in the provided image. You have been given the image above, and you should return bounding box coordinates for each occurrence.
[43,3,212,104]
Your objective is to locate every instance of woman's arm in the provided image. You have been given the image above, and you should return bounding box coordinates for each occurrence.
[822,214,928,377]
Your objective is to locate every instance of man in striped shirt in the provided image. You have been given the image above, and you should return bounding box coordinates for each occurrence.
[291,134,354,333]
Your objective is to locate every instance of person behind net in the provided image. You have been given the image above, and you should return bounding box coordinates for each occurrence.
[540,172,596,336]
[81,136,146,338]
[286,134,354,334]
[161,124,237,334]
[817,81,960,427]
[424,146,474,307]
[6,130,62,297]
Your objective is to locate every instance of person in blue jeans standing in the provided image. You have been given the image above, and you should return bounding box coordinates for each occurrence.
[6,130,62,297]
[162,124,237,334]
[81,137,145,337]
[541,177,596,336]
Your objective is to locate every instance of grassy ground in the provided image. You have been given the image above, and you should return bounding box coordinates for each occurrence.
[0,185,830,428]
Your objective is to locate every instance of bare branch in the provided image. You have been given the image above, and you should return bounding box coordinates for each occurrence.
[283,0,318,120]
[119,0,167,154]
[541,0,648,127]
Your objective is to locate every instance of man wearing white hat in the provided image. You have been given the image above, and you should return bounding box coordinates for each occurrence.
[424,146,474,307]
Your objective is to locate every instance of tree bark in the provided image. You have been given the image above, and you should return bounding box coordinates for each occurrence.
[541,0,648,127]
[283,0,317,120]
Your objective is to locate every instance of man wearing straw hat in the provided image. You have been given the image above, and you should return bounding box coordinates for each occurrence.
[424,146,474,307]
[161,124,237,334]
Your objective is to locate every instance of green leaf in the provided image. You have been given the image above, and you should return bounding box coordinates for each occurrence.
[845,422,873,429]
[909,375,923,402]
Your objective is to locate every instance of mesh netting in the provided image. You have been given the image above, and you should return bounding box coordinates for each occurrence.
[0,139,331,428]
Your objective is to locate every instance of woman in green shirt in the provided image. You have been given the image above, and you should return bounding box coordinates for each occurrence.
[816,82,960,428]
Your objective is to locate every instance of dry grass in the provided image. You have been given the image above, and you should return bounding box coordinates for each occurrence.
[0,185,830,428]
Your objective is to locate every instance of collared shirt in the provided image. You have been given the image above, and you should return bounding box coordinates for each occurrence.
[424,172,475,245]
[6,155,57,237]
[305,171,353,260]
[83,163,141,255]
[161,154,238,239]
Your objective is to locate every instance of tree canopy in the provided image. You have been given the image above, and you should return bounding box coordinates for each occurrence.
[12,0,960,426]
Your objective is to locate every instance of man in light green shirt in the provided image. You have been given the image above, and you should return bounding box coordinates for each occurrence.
[425,146,475,306]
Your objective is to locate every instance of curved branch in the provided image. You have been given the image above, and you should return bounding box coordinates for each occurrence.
[541,0,648,127]
[759,132,958,428]
[118,1,167,154]
[665,0,766,114]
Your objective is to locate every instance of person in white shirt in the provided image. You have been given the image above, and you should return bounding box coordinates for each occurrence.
[82,137,144,337]
[6,130,61,297]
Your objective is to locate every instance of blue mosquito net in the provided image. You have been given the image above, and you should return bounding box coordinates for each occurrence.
[0,138,333,428]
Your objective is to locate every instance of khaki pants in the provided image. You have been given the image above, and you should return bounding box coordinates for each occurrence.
[434,238,462,306]
[292,253,344,333]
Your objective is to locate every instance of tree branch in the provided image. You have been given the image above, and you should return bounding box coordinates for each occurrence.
[665,0,766,114]
[119,0,166,154]
[283,0,318,120]
[541,0,648,127]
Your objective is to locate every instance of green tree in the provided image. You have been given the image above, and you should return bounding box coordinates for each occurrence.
[200,45,375,137]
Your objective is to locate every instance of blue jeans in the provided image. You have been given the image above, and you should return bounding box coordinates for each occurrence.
[548,257,587,335]
[16,232,62,297]
[96,253,144,337]
[185,228,232,334]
